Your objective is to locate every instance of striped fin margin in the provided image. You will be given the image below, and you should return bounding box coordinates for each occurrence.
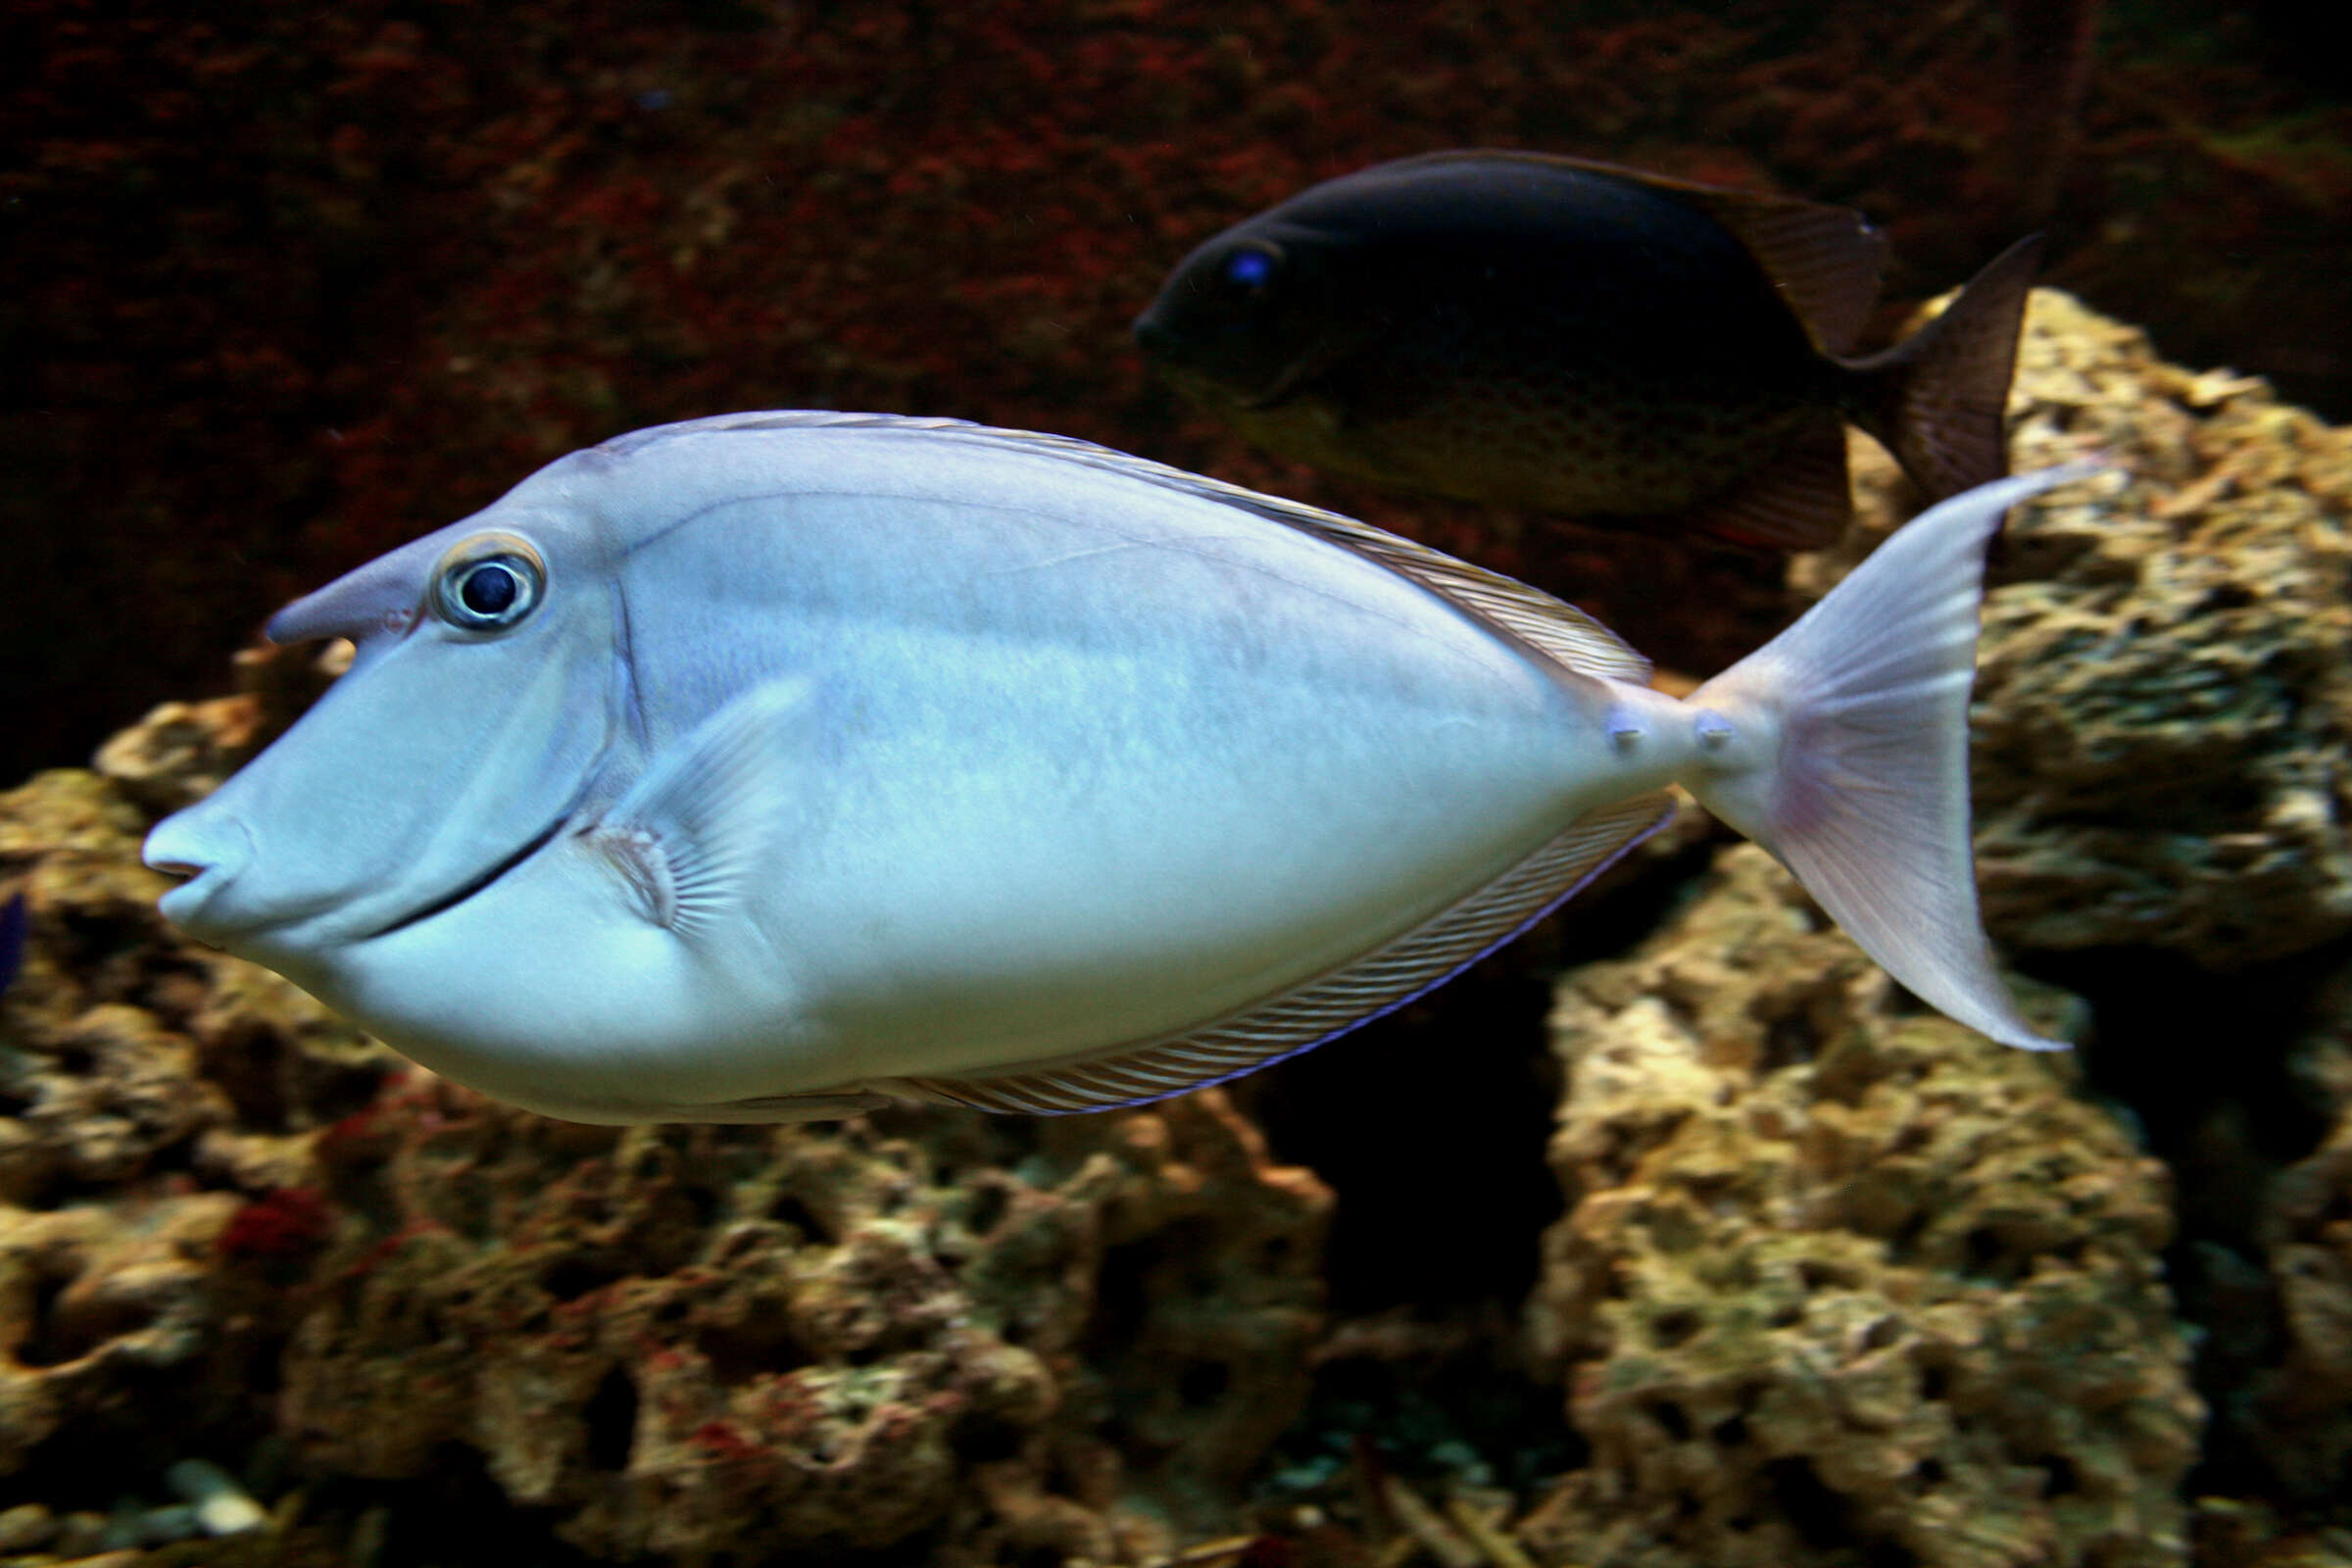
[609,411,1652,686]
[882,791,1677,1116]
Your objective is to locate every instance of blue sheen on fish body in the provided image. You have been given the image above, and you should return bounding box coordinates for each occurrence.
[141,412,2096,1124]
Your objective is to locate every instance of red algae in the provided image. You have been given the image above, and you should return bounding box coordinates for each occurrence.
[217,1185,333,1261]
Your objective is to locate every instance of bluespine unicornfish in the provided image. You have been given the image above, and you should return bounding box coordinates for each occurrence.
[1133,150,2042,551]
[143,412,2096,1123]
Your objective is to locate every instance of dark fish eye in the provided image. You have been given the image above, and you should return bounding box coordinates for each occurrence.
[460,562,521,615]
[1222,244,1278,292]
[430,533,546,632]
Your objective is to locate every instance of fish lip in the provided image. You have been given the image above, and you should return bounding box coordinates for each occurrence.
[156,864,228,928]
[146,814,256,938]
[358,810,571,942]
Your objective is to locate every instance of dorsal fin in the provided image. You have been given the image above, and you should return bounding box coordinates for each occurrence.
[931,425,1656,685]
[1674,186,1887,358]
[1380,150,1888,357]
[607,411,1652,686]
[864,791,1678,1116]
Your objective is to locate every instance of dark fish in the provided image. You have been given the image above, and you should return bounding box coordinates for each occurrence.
[0,890,24,997]
[1133,150,2042,551]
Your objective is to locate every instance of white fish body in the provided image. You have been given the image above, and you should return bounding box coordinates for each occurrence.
[143,412,2091,1122]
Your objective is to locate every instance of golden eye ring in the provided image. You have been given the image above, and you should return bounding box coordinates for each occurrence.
[430,533,547,632]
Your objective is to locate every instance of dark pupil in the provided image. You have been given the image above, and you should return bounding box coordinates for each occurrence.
[460,562,519,616]
[1225,249,1273,288]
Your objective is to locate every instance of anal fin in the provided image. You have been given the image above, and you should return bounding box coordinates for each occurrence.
[1680,414,1853,551]
[902,791,1680,1116]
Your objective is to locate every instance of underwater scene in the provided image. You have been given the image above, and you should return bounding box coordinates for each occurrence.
[4,2,2351,1564]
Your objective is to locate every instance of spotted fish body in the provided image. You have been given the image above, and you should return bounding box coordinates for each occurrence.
[143,413,2088,1124]
[1134,151,2042,550]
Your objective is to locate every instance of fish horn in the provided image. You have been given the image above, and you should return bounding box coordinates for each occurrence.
[1680,465,2105,1050]
[1848,233,2044,501]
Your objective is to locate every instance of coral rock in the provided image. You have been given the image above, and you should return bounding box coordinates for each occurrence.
[0,1192,243,1470]
[92,641,350,817]
[1804,289,2352,969]
[277,1081,1329,1560]
[2218,966,2352,1506]
[1521,845,2201,1568]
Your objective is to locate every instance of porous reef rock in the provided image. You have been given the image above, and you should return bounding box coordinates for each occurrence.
[1,761,389,1477]
[1,696,1333,1562]
[2209,962,2352,1509]
[1521,845,2201,1568]
[1809,288,2352,970]
[279,1083,1329,1562]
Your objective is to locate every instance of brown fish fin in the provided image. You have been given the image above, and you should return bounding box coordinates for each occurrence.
[1671,190,1888,357]
[1848,234,2043,501]
[1680,415,1853,551]
[1382,150,1888,355]
[891,792,1680,1116]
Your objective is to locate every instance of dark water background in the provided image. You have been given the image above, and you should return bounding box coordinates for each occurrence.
[2,0,2346,796]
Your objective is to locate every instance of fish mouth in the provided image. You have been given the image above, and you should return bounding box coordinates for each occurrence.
[362,813,570,941]
[1132,315,1301,414]
[145,813,259,940]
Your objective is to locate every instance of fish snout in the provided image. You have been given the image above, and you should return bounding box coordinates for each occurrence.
[142,810,256,937]
[1131,309,1176,360]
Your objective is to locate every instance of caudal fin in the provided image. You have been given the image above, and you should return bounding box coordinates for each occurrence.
[1684,466,2103,1051]
[1850,234,2043,501]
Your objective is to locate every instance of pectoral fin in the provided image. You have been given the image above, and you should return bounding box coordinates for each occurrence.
[588,676,817,939]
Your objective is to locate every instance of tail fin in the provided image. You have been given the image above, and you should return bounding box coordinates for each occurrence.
[1848,234,2044,501]
[1684,466,2103,1051]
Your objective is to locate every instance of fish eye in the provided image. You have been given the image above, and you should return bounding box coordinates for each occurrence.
[1221,244,1279,292]
[430,533,546,633]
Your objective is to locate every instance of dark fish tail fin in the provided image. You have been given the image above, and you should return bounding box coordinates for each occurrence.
[1683,466,2102,1051]
[1849,234,2044,501]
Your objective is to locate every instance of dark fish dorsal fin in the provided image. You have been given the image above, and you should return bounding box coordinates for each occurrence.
[619,411,1652,685]
[1675,186,1887,358]
[876,791,1677,1116]
[1381,151,1889,357]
